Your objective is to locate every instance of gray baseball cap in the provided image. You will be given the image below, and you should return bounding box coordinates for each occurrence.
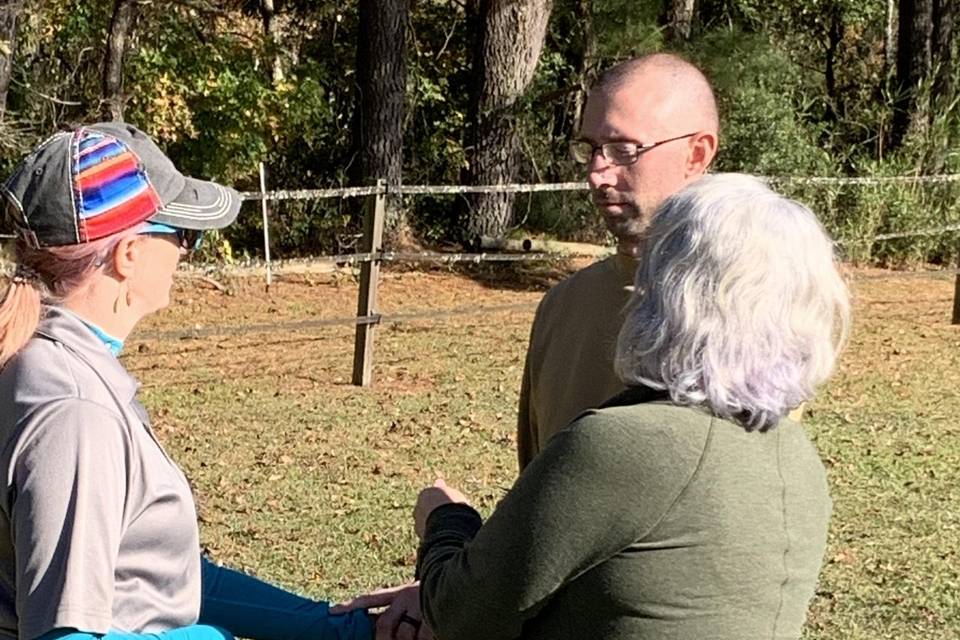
[1,122,242,247]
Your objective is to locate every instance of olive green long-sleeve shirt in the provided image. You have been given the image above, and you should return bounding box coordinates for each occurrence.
[419,400,831,640]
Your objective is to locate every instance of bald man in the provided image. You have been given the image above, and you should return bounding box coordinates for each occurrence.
[334,55,722,639]
[517,54,719,470]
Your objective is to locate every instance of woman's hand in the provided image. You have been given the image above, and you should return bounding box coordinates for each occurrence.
[330,582,433,640]
[414,479,469,539]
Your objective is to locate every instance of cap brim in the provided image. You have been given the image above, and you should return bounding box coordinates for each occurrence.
[148,177,241,230]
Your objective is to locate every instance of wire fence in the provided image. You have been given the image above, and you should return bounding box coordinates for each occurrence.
[223,172,960,269]
[130,265,959,344]
[236,173,960,201]
[135,301,540,342]
[253,176,960,278]
[3,173,960,246]
[4,172,960,383]
[190,169,960,380]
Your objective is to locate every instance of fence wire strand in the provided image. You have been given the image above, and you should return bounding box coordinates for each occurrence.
[133,302,539,342]
[240,174,960,202]
[5,174,960,251]
[128,267,959,344]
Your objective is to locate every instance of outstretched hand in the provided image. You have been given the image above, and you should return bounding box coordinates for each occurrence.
[414,478,470,539]
[331,582,433,640]
[330,480,468,638]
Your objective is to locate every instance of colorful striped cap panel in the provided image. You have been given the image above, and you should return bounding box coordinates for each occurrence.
[72,130,162,241]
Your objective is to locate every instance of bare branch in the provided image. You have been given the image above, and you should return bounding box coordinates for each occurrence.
[435,15,460,60]
[10,78,82,106]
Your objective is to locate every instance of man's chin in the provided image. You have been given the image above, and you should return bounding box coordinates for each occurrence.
[602,212,647,242]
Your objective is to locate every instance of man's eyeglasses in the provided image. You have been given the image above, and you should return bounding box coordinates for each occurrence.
[139,223,204,252]
[569,132,698,166]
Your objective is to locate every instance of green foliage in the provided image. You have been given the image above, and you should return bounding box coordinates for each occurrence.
[693,29,834,176]
[400,1,473,241]
[591,0,663,58]
[690,22,958,265]
[124,3,363,256]
[0,0,956,261]
[0,0,110,173]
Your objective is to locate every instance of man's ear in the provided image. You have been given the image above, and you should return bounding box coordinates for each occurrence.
[111,235,141,280]
[686,131,718,176]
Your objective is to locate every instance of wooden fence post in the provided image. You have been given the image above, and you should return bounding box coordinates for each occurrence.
[953,252,960,324]
[352,180,386,386]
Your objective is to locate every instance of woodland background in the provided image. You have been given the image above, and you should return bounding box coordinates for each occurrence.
[0,0,956,263]
[1,7,958,636]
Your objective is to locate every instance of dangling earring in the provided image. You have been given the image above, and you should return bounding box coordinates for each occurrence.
[114,280,129,314]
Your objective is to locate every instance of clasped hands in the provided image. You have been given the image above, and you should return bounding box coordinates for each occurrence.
[331,479,469,640]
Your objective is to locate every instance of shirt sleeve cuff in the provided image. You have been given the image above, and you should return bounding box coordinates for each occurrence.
[415,503,483,579]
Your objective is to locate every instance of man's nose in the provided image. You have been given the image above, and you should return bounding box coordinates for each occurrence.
[587,150,616,187]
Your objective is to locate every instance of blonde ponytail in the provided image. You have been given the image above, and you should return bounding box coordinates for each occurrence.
[0,235,122,367]
[0,272,43,367]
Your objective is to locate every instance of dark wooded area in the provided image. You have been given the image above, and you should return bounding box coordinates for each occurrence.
[0,0,955,261]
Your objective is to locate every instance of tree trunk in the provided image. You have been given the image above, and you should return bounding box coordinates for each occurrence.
[661,0,697,41]
[0,1,21,120]
[892,0,934,147]
[354,0,409,238]
[824,5,843,122]
[571,0,596,131]
[462,0,553,242]
[100,0,139,122]
[932,0,954,101]
[259,0,284,83]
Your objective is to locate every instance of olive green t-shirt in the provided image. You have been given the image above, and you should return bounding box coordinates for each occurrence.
[420,401,831,640]
[517,254,636,471]
[516,254,804,471]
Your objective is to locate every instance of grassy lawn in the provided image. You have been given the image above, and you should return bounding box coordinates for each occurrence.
[126,263,959,639]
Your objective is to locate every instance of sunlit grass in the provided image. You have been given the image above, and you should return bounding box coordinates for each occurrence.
[127,265,960,639]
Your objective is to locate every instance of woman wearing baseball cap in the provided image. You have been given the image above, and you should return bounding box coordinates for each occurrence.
[0,124,372,640]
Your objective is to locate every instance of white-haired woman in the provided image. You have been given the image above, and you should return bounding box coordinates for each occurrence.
[0,124,371,640]
[408,173,850,639]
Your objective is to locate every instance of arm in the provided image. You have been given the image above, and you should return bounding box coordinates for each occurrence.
[199,558,373,640]
[9,400,130,639]
[416,413,707,640]
[516,310,542,473]
[330,583,433,640]
[36,626,233,640]
[515,350,537,472]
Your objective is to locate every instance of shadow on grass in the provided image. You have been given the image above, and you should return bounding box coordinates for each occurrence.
[392,257,582,293]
